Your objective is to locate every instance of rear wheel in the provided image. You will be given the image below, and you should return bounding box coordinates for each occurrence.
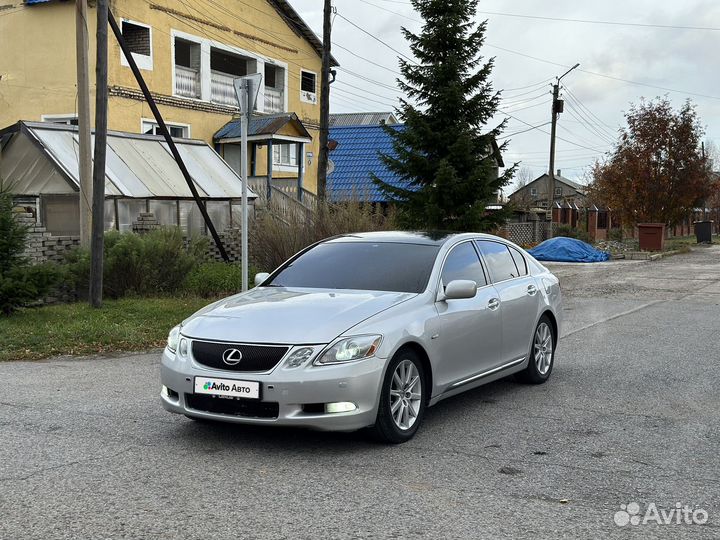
[371,349,426,444]
[516,315,555,384]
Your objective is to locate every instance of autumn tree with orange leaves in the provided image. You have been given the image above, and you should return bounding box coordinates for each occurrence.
[589,98,711,227]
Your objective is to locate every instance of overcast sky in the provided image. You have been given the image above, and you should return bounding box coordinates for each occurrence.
[289,0,720,191]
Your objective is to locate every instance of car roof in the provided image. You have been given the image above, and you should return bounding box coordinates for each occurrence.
[324,231,503,247]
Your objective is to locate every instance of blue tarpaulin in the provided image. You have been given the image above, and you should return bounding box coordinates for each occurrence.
[528,237,610,263]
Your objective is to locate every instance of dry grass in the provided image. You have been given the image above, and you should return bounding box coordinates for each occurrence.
[250,200,396,271]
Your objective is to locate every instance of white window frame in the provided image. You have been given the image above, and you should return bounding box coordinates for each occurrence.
[170,28,288,113]
[300,69,318,104]
[272,142,299,172]
[141,118,191,138]
[554,186,562,196]
[41,114,79,125]
[120,19,153,71]
[530,187,538,196]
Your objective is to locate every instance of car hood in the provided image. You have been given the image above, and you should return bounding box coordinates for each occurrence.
[181,287,416,344]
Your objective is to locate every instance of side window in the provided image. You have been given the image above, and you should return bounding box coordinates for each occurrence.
[441,242,487,288]
[509,246,528,276]
[475,241,520,282]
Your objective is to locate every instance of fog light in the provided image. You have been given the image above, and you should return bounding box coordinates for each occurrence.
[178,338,188,358]
[285,347,314,368]
[325,402,357,414]
[161,385,169,397]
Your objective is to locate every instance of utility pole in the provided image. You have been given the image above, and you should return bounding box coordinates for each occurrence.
[75,0,92,248]
[316,0,332,201]
[90,0,108,308]
[547,62,580,237]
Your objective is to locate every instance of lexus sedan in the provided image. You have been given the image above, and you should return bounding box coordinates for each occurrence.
[160,231,562,443]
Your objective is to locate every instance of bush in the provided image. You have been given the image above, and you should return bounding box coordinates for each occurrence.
[554,224,591,244]
[183,262,244,297]
[608,228,624,242]
[0,192,62,314]
[250,199,396,271]
[64,228,209,299]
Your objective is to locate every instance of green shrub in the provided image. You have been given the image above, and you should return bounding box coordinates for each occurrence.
[608,228,624,242]
[64,228,210,299]
[183,262,244,297]
[554,224,591,244]
[0,193,62,314]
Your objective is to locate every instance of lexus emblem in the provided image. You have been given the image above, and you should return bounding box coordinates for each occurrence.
[222,348,243,366]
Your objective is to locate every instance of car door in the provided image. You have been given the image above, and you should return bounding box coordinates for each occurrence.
[475,240,541,366]
[434,241,504,388]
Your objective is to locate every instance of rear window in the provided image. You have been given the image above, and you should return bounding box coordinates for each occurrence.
[509,246,528,276]
[263,242,440,293]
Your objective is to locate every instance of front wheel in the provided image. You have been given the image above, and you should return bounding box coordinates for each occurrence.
[371,349,427,444]
[516,315,556,384]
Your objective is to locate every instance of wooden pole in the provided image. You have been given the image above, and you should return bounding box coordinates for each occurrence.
[75,0,92,248]
[316,0,332,201]
[90,0,108,308]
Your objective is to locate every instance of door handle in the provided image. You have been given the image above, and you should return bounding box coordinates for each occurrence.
[527,284,538,296]
[488,298,500,310]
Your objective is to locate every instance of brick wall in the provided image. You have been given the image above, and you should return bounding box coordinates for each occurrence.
[15,211,80,264]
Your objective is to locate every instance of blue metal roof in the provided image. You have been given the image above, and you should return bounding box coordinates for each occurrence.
[328,124,413,203]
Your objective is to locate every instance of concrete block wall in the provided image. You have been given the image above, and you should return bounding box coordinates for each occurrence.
[15,211,80,264]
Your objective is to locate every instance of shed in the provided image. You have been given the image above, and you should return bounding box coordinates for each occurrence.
[0,121,256,235]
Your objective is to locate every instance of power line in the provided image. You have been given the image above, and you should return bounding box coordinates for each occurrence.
[500,122,552,138]
[486,43,720,101]
[562,86,618,134]
[335,12,418,65]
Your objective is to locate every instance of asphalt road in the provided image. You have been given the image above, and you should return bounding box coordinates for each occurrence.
[2,246,720,539]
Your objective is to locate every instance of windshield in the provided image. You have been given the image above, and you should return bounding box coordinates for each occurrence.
[263,241,440,293]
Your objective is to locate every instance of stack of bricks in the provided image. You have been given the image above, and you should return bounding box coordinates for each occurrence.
[132,212,161,234]
[205,227,243,262]
[14,210,81,264]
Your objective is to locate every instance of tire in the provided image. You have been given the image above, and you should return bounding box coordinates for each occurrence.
[516,315,556,384]
[371,348,427,444]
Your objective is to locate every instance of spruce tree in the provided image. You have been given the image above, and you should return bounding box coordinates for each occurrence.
[374,0,513,231]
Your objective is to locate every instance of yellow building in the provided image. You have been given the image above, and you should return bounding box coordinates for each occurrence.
[0,0,334,195]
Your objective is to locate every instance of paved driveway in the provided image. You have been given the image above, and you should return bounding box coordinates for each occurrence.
[1,246,719,539]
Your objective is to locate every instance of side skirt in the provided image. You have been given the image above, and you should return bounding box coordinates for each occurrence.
[428,356,527,407]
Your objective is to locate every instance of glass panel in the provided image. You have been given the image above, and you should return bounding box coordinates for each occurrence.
[104,199,116,231]
[509,247,528,276]
[301,71,316,93]
[42,194,79,236]
[116,199,148,233]
[179,200,205,236]
[206,201,230,232]
[441,242,487,287]
[265,242,439,293]
[476,240,520,282]
[149,200,178,227]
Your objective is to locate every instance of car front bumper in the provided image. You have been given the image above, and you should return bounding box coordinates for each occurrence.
[160,347,386,431]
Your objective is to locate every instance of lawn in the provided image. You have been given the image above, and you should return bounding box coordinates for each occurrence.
[0,297,213,362]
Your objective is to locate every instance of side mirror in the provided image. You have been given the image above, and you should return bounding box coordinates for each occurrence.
[254,272,270,287]
[444,280,477,300]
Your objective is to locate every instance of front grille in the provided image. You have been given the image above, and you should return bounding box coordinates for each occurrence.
[191,341,289,372]
[186,394,279,419]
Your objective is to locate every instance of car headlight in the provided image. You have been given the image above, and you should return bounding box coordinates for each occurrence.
[167,325,181,353]
[315,335,382,365]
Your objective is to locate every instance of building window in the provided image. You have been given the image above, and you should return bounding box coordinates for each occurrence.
[121,20,153,70]
[530,187,537,197]
[174,38,201,99]
[300,70,317,104]
[141,120,190,138]
[210,48,252,107]
[41,114,78,126]
[273,144,298,167]
[554,187,562,196]
[264,63,286,113]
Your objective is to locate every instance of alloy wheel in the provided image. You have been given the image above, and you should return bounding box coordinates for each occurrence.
[389,359,422,430]
[534,322,553,375]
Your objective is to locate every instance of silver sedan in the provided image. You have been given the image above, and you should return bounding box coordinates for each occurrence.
[160,231,562,443]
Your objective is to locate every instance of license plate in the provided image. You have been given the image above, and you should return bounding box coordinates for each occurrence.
[194,376,260,400]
